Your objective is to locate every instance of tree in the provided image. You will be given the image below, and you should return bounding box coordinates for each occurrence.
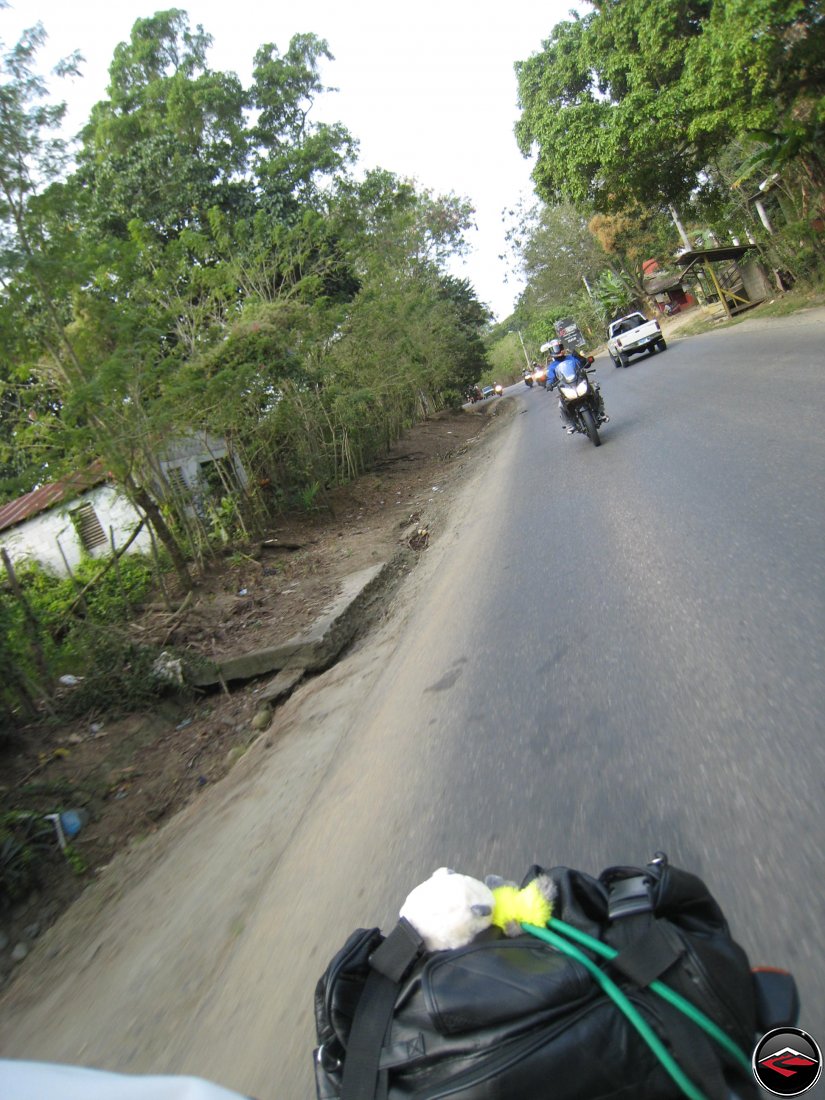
[515,0,825,215]
[515,3,715,212]
[509,201,608,314]
[332,168,476,278]
[0,12,363,574]
[682,0,825,191]
[251,34,356,214]
[435,276,491,393]
[588,204,678,306]
[1,12,488,576]
[0,20,84,492]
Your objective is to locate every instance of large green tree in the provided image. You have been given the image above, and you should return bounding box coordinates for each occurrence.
[0,17,83,495]
[1,12,488,558]
[0,12,358,578]
[515,0,825,213]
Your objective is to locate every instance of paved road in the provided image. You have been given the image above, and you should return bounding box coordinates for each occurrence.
[207,308,824,1094]
[2,309,823,1098]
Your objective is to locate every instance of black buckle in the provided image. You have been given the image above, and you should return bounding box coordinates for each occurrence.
[607,875,653,920]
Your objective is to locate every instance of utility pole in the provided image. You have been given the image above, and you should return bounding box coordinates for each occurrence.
[510,329,531,369]
[669,205,693,251]
[516,330,531,368]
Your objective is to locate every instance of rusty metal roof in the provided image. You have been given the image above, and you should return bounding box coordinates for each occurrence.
[0,463,109,534]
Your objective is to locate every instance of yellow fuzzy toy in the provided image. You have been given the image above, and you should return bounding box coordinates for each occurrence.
[490,876,554,938]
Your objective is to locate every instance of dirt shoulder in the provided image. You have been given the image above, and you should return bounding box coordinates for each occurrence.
[0,399,512,989]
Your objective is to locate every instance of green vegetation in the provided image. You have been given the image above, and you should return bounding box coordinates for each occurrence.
[0,552,168,728]
[0,811,59,909]
[0,13,490,519]
[0,11,492,723]
[487,0,825,366]
[3,5,823,724]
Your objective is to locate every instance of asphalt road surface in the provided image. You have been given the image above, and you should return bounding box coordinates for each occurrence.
[2,308,823,1098]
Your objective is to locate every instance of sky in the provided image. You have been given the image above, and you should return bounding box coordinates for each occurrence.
[2,0,583,320]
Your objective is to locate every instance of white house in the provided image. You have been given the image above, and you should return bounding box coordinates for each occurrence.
[0,465,153,578]
[0,435,248,579]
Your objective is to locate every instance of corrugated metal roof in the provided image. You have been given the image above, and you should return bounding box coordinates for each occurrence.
[675,245,756,264]
[0,463,110,534]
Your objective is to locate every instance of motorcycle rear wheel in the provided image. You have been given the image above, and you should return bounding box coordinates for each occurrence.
[581,407,601,446]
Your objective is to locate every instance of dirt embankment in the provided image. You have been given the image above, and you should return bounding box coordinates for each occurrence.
[0,399,511,989]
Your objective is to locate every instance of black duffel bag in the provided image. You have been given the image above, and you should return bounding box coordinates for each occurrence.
[313,855,762,1099]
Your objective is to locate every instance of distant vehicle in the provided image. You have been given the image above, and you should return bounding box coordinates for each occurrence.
[481,385,495,399]
[493,383,503,396]
[606,312,667,367]
[532,363,549,388]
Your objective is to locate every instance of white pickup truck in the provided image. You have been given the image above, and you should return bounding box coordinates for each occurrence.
[606,312,666,367]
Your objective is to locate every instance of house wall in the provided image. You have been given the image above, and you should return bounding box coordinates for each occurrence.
[159,433,248,503]
[160,433,247,489]
[739,260,772,304]
[0,484,152,578]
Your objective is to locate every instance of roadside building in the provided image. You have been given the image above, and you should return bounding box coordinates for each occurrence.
[0,434,248,578]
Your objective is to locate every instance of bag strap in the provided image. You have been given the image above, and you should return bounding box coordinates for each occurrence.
[523,922,712,1100]
[610,920,685,986]
[340,918,424,1100]
[526,917,752,1076]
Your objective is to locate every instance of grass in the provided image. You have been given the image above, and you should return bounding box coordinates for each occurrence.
[742,283,825,318]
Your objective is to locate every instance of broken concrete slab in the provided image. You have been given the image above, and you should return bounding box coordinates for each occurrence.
[258,664,305,705]
[189,563,388,688]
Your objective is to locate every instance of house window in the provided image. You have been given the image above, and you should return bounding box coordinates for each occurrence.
[71,502,107,551]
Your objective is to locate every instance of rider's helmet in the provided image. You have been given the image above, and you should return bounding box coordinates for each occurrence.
[548,338,565,358]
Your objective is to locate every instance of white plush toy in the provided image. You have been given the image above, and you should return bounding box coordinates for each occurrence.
[399,867,494,951]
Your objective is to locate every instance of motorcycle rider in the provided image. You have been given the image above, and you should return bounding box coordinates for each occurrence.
[546,338,607,433]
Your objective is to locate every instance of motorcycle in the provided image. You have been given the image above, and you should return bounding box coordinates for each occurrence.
[532,363,549,389]
[549,354,607,447]
[523,372,534,387]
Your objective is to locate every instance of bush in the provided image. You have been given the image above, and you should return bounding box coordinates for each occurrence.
[0,811,57,910]
[0,554,165,724]
[57,627,176,718]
